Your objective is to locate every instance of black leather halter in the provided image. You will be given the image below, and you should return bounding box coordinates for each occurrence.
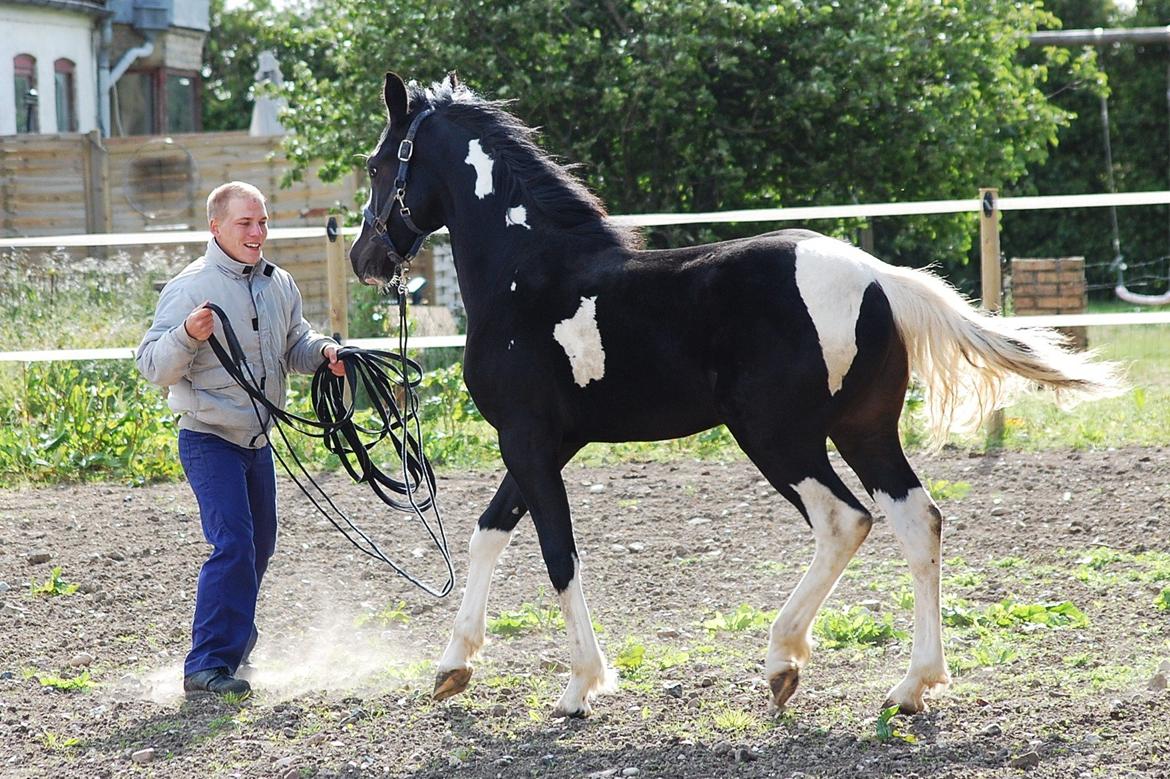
[363,107,436,268]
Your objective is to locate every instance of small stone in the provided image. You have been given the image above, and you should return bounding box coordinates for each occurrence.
[662,682,683,699]
[280,770,298,779]
[628,542,645,552]
[712,741,733,755]
[489,704,508,716]
[282,727,296,739]
[306,732,328,746]
[103,550,125,562]
[1158,660,1170,674]
[858,599,882,613]
[1148,672,1167,691]
[734,747,759,763]
[1083,733,1102,746]
[587,770,617,779]
[273,756,297,770]
[610,544,628,554]
[589,484,606,493]
[656,628,680,639]
[542,753,556,767]
[68,652,95,668]
[989,507,1009,517]
[621,769,640,777]
[27,553,51,565]
[687,516,710,525]
[0,582,8,593]
[131,748,155,764]
[980,723,1003,737]
[1009,750,1041,770]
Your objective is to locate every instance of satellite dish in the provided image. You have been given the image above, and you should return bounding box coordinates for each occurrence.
[125,137,198,221]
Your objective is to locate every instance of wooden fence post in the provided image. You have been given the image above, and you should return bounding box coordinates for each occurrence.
[325,217,349,341]
[82,130,111,242]
[979,187,1004,444]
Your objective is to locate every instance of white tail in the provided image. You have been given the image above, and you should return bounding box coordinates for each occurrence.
[871,262,1126,444]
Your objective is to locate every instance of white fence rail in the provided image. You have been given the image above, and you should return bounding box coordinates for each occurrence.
[4,190,1170,363]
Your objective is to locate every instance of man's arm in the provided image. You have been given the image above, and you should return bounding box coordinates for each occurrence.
[136,282,204,387]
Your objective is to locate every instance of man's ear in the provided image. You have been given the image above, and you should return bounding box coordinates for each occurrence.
[384,72,409,126]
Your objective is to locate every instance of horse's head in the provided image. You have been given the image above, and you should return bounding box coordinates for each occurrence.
[349,72,451,286]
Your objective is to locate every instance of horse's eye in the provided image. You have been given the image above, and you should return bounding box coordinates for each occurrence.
[368,166,378,179]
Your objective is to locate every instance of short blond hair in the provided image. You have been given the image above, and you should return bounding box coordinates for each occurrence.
[206,181,267,224]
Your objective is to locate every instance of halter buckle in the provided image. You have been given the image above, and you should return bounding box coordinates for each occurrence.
[397,139,414,162]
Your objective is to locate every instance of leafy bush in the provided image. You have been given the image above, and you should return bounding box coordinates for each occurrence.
[814,606,905,649]
[701,604,776,635]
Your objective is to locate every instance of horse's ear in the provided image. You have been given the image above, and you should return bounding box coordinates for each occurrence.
[447,70,460,90]
[384,71,409,126]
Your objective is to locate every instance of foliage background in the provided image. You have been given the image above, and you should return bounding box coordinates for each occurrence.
[197,0,1170,291]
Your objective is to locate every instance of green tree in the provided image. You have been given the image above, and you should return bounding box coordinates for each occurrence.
[271,1,1094,279]
[1001,0,1170,296]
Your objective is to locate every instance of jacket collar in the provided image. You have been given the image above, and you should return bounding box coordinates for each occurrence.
[206,238,270,279]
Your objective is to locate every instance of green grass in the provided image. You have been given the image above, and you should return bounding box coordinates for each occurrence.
[30,670,92,693]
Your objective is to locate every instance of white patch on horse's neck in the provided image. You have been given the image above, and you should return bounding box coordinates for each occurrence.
[506,204,530,229]
[794,236,876,395]
[553,296,605,387]
[465,139,495,199]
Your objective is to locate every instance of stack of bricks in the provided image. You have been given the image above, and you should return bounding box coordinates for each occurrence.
[1009,257,1087,349]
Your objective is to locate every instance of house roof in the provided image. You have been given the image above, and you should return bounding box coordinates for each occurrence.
[4,0,108,15]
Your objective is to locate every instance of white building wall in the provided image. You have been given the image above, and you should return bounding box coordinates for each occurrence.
[0,6,98,135]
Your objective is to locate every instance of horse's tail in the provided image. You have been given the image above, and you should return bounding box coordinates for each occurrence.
[871,261,1125,444]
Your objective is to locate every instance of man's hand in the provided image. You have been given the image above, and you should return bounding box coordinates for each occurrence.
[324,345,346,377]
[184,302,214,341]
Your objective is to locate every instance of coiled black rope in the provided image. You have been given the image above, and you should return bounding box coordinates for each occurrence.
[201,299,453,598]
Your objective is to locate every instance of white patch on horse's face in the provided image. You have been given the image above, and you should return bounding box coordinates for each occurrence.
[794,236,877,395]
[505,205,531,229]
[553,296,605,387]
[510,281,517,292]
[465,139,495,199]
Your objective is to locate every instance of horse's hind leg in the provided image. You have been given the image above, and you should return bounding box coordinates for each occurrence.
[833,429,950,713]
[434,473,527,700]
[726,426,874,709]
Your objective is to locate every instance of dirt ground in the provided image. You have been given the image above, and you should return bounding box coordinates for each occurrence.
[1,445,1169,778]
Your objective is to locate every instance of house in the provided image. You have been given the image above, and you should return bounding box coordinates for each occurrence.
[0,0,209,136]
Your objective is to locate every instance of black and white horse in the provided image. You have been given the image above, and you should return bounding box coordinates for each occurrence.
[349,73,1121,718]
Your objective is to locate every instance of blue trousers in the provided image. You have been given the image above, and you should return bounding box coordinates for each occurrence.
[179,429,277,676]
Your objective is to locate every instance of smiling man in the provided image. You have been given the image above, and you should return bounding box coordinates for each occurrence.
[136,181,346,697]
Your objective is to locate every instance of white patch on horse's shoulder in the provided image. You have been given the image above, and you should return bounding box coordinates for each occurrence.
[794,236,877,395]
[510,281,517,292]
[506,205,531,229]
[464,140,495,199]
[553,296,605,387]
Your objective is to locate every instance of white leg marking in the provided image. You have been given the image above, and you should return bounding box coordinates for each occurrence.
[552,296,605,387]
[553,563,615,717]
[437,527,511,673]
[875,487,950,712]
[505,204,531,229]
[464,139,495,199]
[766,478,871,704]
[793,236,876,394]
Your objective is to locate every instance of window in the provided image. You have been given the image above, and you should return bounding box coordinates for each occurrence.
[54,59,76,133]
[13,54,38,134]
[115,71,157,135]
[165,72,197,132]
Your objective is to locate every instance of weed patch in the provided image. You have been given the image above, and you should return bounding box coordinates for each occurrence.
[33,670,92,693]
[30,567,79,597]
[814,607,905,649]
[487,601,564,637]
[701,604,776,635]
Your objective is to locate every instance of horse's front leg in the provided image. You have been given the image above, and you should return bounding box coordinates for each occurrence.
[500,429,614,718]
[434,474,526,700]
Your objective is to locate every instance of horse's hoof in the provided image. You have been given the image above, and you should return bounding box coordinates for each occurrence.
[552,704,590,719]
[433,667,473,701]
[768,669,800,708]
[882,696,926,716]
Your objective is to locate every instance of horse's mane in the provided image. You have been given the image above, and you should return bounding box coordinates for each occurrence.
[410,79,642,250]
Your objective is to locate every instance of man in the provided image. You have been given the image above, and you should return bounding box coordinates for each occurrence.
[137,181,346,697]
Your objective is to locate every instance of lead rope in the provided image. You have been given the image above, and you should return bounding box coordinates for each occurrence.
[202,297,454,598]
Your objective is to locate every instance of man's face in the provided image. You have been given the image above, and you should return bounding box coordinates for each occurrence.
[211,195,268,265]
